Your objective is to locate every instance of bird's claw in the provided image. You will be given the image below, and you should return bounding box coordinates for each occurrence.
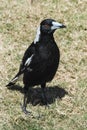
[20,103,31,115]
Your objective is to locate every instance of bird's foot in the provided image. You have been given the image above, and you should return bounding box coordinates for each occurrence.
[20,103,31,115]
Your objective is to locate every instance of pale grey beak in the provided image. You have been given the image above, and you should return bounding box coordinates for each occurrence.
[51,21,66,30]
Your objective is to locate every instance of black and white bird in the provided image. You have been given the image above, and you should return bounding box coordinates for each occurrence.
[6,19,66,114]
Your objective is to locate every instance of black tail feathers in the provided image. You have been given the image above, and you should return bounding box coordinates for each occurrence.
[6,82,15,87]
[6,72,22,88]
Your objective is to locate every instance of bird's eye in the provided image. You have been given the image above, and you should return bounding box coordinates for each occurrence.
[44,24,50,29]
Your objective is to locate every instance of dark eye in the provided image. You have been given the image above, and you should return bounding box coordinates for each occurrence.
[44,24,50,29]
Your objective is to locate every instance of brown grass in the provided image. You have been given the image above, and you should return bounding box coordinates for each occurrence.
[0,0,87,130]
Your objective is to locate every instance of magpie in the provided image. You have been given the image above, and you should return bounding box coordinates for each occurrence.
[6,19,66,114]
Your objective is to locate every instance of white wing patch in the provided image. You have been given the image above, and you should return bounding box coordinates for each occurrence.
[25,54,34,66]
[10,74,23,83]
[11,77,18,83]
[34,26,41,44]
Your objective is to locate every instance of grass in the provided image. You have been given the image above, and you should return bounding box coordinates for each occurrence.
[0,0,87,130]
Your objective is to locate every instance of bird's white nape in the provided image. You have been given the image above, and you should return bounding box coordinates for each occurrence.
[34,26,41,44]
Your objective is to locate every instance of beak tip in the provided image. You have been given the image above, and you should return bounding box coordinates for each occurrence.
[62,25,66,28]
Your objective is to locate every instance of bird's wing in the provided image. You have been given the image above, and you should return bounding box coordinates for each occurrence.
[6,43,35,87]
[19,43,36,74]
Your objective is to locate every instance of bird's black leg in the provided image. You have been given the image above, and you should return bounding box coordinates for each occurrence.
[41,83,48,106]
[21,86,30,114]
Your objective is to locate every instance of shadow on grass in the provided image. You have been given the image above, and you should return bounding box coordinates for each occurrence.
[7,85,68,106]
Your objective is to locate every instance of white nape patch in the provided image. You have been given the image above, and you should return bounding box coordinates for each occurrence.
[34,26,41,44]
[51,21,63,30]
[25,54,34,66]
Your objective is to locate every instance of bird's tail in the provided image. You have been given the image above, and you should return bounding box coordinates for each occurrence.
[6,72,23,87]
[6,75,19,87]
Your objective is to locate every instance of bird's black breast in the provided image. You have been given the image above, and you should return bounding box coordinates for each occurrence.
[23,39,60,86]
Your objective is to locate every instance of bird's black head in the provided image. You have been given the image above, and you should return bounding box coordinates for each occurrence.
[34,19,66,44]
[40,19,66,34]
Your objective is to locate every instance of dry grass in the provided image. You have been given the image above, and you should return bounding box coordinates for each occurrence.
[0,0,87,130]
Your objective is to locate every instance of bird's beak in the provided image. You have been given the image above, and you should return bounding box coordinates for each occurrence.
[51,21,66,30]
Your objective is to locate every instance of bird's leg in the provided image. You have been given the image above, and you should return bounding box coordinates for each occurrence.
[21,86,30,114]
[41,83,48,106]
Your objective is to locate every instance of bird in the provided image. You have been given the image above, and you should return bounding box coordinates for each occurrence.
[6,19,66,114]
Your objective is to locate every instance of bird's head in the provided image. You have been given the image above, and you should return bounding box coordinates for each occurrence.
[40,19,66,34]
[34,19,66,44]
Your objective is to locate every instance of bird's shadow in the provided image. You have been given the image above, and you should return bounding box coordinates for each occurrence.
[8,85,68,106]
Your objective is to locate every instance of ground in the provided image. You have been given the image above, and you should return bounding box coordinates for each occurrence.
[0,0,87,130]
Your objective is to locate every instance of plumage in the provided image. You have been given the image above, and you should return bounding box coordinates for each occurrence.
[6,19,66,114]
